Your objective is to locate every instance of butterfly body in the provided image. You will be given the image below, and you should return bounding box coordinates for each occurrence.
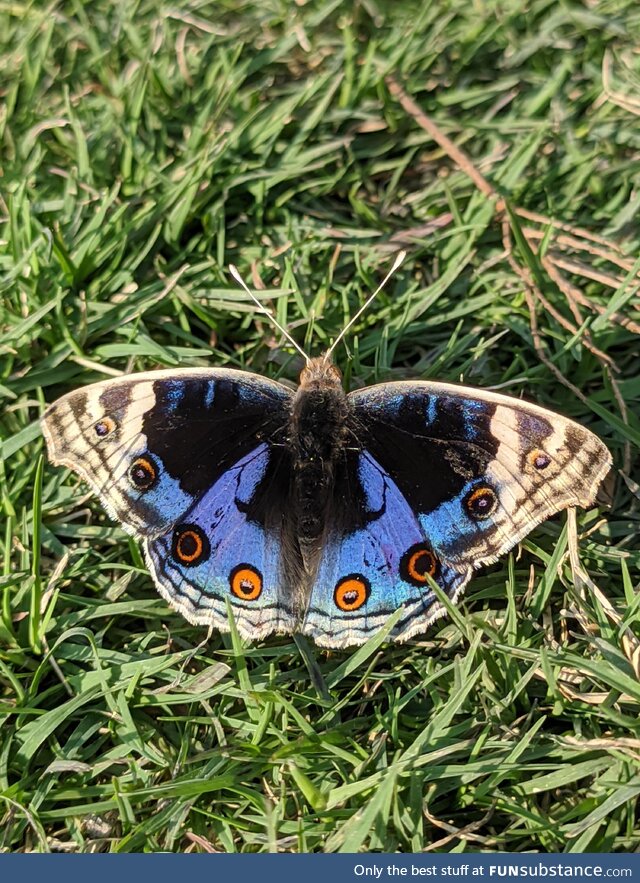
[291,357,352,567]
[42,355,611,648]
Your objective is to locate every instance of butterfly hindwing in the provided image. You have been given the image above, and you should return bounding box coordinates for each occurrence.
[145,443,296,639]
[302,450,470,648]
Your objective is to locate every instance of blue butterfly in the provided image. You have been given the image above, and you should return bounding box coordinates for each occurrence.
[41,349,611,648]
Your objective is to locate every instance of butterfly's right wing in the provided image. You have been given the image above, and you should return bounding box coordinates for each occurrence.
[302,380,611,648]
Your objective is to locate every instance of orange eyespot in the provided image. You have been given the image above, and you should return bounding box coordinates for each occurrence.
[528,448,551,471]
[129,455,157,490]
[334,575,370,612]
[400,544,438,586]
[230,565,263,601]
[172,524,210,567]
[94,416,116,438]
[464,484,498,520]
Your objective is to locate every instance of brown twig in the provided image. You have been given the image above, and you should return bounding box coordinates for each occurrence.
[550,254,630,291]
[514,205,627,251]
[539,254,640,336]
[385,75,501,204]
[524,227,639,275]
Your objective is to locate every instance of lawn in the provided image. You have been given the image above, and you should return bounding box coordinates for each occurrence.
[1,0,639,854]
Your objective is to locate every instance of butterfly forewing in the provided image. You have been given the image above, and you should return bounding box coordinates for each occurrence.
[42,368,292,535]
[349,381,611,567]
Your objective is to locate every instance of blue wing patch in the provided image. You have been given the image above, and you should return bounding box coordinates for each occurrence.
[302,452,470,648]
[145,444,295,640]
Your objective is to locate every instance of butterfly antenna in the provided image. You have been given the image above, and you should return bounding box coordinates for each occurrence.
[228,265,310,364]
[324,250,406,361]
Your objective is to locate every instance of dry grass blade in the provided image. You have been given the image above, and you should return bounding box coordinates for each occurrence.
[567,509,640,680]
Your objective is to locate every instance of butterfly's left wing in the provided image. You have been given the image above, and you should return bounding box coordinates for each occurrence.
[42,368,298,638]
[303,381,611,648]
[143,442,297,638]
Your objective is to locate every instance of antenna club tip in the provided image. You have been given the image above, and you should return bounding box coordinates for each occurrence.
[394,250,407,269]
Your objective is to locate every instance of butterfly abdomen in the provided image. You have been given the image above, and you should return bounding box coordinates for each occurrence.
[291,357,351,560]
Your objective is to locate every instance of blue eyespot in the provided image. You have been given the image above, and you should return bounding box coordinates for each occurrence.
[463,484,498,520]
[129,455,158,491]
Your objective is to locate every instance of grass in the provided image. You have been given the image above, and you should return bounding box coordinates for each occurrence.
[1,0,640,855]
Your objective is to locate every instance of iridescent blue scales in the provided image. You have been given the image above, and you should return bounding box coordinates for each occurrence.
[41,360,611,648]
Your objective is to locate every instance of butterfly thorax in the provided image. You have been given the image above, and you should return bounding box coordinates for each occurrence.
[291,356,352,568]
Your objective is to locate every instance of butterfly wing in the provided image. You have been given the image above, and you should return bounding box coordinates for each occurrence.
[144,442,296,638]
[42,368,297,637]
[302,449,471,647]
[42,368,291,536]
[302,381,611,648]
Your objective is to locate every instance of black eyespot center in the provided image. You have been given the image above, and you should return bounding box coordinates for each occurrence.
[179,533,198,557]
[530,449,551,470]
[94,417,116,438]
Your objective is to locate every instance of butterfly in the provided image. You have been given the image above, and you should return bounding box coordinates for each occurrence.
[41,266,612,649]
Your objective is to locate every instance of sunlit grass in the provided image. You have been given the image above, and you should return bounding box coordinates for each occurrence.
[1,0,639,854]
